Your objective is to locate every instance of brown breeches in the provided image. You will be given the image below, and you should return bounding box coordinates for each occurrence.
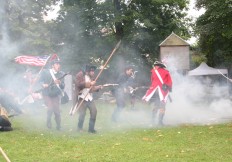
[43,95,61,129]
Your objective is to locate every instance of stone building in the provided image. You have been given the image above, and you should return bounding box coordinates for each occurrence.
[159,32,190,74]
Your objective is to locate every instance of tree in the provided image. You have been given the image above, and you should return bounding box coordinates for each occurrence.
[55,0,190,73]
[0,0,58,82]
[195,0,232,68]
[4,0,59,55]
[0,0,191,80]
[121,0,191,64]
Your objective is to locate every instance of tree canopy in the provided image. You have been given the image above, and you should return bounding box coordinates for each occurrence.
[1,0,191,79]
[195,0,232,69]
[54,0,190,72]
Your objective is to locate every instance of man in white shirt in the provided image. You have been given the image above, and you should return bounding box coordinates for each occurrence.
[74,65,102,133]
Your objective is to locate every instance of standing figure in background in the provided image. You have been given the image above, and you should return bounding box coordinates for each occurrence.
[142,61,172,126]
[127,72,137,110]
[39,59,65,130]
[129,70,139,110]
[19,69,37,105]
[74,65,102,133]
[23,69,34,94]
[111,66,134,122]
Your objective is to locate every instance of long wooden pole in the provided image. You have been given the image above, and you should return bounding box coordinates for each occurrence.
[93,40,121,82]
[0,147,11,162]
[69,40,121,115]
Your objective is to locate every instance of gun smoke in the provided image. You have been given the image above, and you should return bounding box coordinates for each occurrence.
[1,2,232,134]
[114,56,232,129]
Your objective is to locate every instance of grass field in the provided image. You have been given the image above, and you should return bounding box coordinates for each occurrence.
[0,101,232,162]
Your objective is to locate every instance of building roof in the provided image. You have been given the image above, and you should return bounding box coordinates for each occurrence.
[159,32,190,46]
[188,62,228,76]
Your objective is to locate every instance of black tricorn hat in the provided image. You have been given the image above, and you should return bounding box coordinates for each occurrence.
[153,61,166,68]
[51,59,61,65]
[85,65,97,72]
[125,65,135,71]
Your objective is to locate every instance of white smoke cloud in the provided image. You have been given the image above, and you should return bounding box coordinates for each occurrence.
[165,75,231,126]
[111,56,232,130]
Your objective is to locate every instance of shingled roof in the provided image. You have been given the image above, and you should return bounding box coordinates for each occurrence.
[159,32,190,46]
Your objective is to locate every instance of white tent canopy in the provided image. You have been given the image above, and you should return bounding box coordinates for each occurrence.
[188,62,228,76]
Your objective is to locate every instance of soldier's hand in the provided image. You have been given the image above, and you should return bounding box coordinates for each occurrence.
[96,85,103,90]
[90,81,96,86]
[43,84,49,88]
[124,88,129,93]
[54,79,61,84]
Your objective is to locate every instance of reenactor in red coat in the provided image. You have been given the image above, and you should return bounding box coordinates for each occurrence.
[143,61,172,126]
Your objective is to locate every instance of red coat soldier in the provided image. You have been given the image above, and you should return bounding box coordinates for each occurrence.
[143,61,172,126]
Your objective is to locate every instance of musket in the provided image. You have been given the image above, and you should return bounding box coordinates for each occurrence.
[68,84,118,115]
[129,86,149,94]
[102,83,119,87]
[8,113,20,118]
[17,95,34,105]
[217,70,232,83]
[69,40,122,116]
[34,72,70,93]
[18,72,69,105]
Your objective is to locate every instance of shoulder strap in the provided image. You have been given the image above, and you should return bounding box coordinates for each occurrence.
[154,69,164,84]
[49,69,64,96]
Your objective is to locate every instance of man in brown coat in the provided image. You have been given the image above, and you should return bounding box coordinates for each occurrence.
[74,65,102,133]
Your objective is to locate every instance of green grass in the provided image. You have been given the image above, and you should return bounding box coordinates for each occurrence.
[0,101,232,162]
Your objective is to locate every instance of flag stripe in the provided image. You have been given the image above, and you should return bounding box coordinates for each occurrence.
[14,54,57,66]
[15,55,49,66]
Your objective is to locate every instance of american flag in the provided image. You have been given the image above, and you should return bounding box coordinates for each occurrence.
[15,54,58,66]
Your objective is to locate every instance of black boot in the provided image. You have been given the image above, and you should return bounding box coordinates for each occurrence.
[77,119,84,132]
[111,107,119,122]
[47,118,52,129]
[158,113,164,126]
[88,118,97,133]
[151,109,157,126]
[47,111,52,129]
[47,122,52,129]
[55,113,61,130]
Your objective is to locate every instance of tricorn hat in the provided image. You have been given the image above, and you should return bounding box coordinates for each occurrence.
[125,65,135,71]
[153,61,166,68]
[85,65,97,72]
[51,59,61,65]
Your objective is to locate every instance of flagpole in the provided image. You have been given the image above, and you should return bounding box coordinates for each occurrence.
[29,54,54,93]
[15,54,57,105]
